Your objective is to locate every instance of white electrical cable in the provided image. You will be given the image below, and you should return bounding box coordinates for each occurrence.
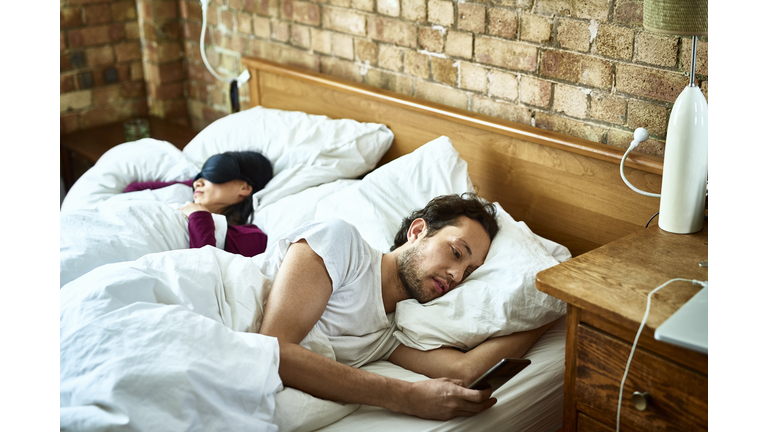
[615,278,707,432]
[199,0,250,88]
[620,127,661,198]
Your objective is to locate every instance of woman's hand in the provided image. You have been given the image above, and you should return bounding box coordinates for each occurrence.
[178,202,210,218]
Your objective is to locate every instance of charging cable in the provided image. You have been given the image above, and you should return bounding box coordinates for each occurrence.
[199,0,250,111]
[619,128,661,198]
[615,278,707,432]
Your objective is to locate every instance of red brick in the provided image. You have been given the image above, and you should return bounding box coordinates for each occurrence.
[61,32,67,51]
[419,27,444,52]
[157,20,181,40]
[534,0,609,21]
[84,4,111,25]
[553,84,588,118]
[594,24,634,60]
[145,61,186,84]
[282,0,321,26]
[86,45,115,67]
[556,18,591,52]
[457,3,485,33]
[427,0,453,26]
[115,42,143,63]
[148,81,185,101]
[355,38,377,64]
[475,36,537,72]
[590,93,626,125]
[414,80,467,110]
[112,1,138,21]
[636,32,678,68]
[61,74,76,94]
[471,96,532,125]
[125,22,141,40]
[292,25,311,49]
[379,45,404,71]
[364,69,413,96]
[131,61,145,80]
[321,57,364,83]
[272,20,291,42]
[154,0,179,20]
[613,0,643,26]
[377,0,400,17]
[404,49,429,78]
[488,8,517,40]
[520,76,551,108]
[432,57,457,86]
[121,81,147,99]
[179,1,202,22]
[229,0,244,10]
[402,0,426,22]
[93,85,122,105]
[61,7,84,29]
[68,26,109,48]
[322,6,366,36]
[368,16,417,48]
[627,99,668,137]
[541,50,613,89]
[256,0,280,17]
[237,12,253,33]
[445,31,472,59]
[61,113,80,134]
[534,112,605,143]
[616,64,689,103]
[69,0,115,4]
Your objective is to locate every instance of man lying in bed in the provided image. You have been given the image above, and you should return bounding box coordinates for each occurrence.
[256,192,556,420]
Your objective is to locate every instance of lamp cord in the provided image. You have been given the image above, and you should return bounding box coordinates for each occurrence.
[620,145,661,198]
[615,278,707,432]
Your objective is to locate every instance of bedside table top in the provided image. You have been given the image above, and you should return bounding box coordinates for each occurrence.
[536,224,708,334]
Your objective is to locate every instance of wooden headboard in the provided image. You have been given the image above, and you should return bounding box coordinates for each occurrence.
[241,56,664,256]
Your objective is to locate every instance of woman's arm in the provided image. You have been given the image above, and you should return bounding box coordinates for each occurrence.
[124,179,193,192]
[223,224,268,257]
[388,320,558,387]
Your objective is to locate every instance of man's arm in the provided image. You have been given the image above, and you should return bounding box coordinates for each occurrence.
[258,240,497,420]
[388,320,558,387]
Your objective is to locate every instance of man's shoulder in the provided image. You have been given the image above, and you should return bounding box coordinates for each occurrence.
[311,217,363,240]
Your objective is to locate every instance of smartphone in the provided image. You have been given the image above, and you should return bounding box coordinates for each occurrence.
[467,358,531,392]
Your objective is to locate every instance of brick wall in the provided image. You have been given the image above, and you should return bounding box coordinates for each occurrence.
[60,0,148,133]
[62,0,709,158]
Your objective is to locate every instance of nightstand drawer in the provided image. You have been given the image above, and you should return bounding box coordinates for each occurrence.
[574,324,707,431]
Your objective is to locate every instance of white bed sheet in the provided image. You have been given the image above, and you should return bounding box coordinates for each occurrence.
[314,316,566,432]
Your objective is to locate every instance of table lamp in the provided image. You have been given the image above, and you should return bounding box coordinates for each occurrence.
[620,0,708,234]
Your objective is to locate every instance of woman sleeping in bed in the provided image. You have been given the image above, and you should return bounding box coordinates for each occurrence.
[125,151,272,258]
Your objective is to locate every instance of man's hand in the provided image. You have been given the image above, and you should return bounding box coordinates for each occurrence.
[178,202,210,218]
[398,378,496,420]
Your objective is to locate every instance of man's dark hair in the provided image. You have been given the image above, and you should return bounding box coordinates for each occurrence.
[390,193,499,251]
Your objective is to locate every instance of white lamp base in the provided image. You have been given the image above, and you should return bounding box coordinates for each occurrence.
[658,85,708,234]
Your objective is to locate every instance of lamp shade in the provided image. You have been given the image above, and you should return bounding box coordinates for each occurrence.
[644,0,708,36]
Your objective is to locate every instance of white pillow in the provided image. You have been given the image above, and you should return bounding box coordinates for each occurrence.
[60,138,199,212]
[314,135,568,351]
[252,179,359,251]
[315,136,473,252]
[183,106,394,207]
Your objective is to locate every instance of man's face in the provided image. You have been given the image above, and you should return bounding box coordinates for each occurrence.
[396,216,492,303]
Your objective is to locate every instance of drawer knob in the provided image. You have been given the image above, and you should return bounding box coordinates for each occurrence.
[631,391,650,411]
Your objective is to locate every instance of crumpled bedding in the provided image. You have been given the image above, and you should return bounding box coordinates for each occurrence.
[60,246,359,432]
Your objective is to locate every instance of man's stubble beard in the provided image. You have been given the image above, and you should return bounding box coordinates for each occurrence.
[396,241,433,304]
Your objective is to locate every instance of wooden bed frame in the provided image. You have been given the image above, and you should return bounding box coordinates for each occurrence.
[241,56,664,257]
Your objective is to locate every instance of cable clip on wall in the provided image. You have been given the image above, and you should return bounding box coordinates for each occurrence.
[200,0,250,113]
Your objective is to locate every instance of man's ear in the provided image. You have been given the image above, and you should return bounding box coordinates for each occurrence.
[406,218,427,244]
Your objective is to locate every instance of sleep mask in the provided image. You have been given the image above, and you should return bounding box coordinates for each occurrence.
[194,153,255,190]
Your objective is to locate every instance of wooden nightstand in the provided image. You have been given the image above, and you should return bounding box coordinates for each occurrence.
[60,117,198,191]
[536,224,708,431]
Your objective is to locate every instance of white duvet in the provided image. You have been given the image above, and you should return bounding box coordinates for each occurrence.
[60,246,359,432]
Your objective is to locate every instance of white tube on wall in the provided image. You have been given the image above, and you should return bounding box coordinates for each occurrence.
[658,85,708,234]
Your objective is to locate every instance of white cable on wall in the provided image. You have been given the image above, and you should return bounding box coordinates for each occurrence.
[199,0,250,87]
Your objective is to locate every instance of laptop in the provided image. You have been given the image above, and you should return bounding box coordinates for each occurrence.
[654,283,708,354]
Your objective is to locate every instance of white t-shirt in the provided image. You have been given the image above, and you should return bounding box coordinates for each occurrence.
[253,218,400,368]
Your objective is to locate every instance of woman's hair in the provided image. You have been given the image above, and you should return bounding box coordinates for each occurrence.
[389,193,499,251]
[198,150,273,225]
